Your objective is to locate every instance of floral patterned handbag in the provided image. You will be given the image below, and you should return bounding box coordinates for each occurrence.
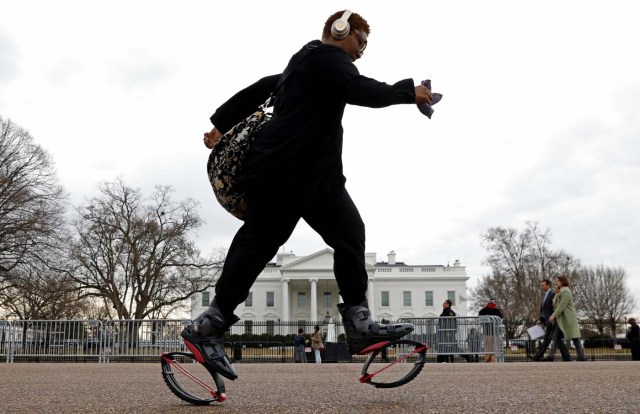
[206,96,273,220]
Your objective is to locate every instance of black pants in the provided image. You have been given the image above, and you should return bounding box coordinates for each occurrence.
[214,180,368,314]
[550,327,572,361]
[630,340,640,360]
[549,327,586,361]
[534,321,554,357]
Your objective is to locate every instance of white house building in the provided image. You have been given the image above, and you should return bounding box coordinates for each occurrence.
[190,249,469,325]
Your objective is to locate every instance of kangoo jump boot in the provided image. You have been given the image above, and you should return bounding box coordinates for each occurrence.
[338,301,414,355]
[181,299,240,380]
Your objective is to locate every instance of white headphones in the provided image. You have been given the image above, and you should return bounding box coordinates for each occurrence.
[331,10,353,40]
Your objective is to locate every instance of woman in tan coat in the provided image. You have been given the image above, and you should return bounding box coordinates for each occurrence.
[549,275,586,361]
[311,325,324,364]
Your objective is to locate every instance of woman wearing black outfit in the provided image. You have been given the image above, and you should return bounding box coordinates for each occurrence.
[181,10,433,380]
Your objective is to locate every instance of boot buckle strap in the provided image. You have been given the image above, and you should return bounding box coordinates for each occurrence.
[357,309,371,320]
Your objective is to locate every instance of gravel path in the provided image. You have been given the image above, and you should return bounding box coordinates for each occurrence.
[1,361,639,413]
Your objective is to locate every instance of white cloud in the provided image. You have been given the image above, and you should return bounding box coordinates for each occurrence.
[0,31,19,82]
[106,50,175,91]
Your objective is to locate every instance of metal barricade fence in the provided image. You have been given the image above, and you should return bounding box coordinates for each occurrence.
[101,319,189,362]
[1,320,15,363]
[0,317,504,363]
[6,320,103,362]
[399,316,505,362]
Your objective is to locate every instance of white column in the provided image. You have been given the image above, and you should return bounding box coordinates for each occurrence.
[310,278,318,322]
[367,279,375,320]
[281,279,290,321]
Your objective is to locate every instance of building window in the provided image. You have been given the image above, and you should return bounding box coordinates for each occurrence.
[201,291,210,307]
[244,320,253,335]
[403,291,412,307]
[447,291,456,306]
[425,291,433,307]
[297,292,306,308]
[245,292,253,307]
[323,292,332,309]
[266,291,275,307]
[381,291,390,307]
[266,320,275,335]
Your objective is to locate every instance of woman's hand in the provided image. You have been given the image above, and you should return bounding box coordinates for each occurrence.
[549,315,556,323]
[203,127,223,149]
[414,84,433,104]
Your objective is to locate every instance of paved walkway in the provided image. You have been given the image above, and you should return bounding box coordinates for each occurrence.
[1,361,639,413]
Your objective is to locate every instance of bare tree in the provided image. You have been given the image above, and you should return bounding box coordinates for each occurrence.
[77,297,113,321]
[0,259,89,320]
[572,264,635,336]
[474,222,579,339]
[69,179,221,320]
[0,117,67,283]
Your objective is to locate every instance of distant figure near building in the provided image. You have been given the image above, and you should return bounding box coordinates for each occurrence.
[437,300,470,363]
[478,299,503,363]
[294,328,307,363]
[311,325,324,364]
[627,318,640,361]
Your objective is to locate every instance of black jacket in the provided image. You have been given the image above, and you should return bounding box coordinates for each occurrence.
[439,307,457,330]
[210,40,416,190]
[539,290,555,324]
[478,305,503,336]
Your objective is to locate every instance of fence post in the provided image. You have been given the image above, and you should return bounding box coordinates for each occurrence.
[0,321,12,363]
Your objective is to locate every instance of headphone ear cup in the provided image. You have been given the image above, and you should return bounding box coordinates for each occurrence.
[331,18,350,39]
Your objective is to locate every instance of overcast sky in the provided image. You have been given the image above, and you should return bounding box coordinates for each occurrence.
[2,1,639,312]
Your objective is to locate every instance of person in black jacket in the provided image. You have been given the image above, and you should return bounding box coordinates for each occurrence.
[437,300,470,362]
[478,299,503,362]
[182,10,433,380]
[627,318,640,361]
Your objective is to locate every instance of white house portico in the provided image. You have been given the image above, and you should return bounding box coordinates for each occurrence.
[191,249,469,323]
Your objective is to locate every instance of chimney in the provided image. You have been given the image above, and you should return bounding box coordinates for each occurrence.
[388,250,396,265]
[276,251,294,266]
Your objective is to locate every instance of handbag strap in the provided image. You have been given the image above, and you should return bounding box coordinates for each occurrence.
[276,42,318,91]
[261,42,318,109]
